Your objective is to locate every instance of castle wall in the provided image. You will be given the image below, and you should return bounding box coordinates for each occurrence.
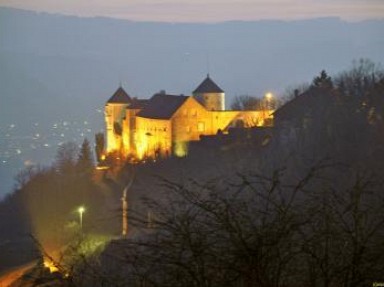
[171,97,211,156]
[135,117,172,159]
[105,97,274,160]
[105,103,129,153]
[193,92,225,111]
[121,108,145,157]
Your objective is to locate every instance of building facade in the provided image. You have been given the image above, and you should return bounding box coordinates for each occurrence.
[104,75,273,160]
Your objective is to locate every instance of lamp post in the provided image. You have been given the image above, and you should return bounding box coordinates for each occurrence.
[78,206,85,231]
[122,187,128,236]
[265,92,274,110]
[122,170,135,237]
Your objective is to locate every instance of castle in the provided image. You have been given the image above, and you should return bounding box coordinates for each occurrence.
[104,75,273,160]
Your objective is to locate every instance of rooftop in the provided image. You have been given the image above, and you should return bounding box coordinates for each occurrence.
[107,87,132,104]
[137,93,189,119]
[193,74,224,94]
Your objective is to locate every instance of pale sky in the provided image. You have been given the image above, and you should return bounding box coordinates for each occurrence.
[0,0,383,22]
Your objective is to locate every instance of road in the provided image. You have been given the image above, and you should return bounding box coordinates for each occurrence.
[0,261,36,287]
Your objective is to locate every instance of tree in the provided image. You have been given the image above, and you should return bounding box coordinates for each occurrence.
[55,142,78,175]
[77,138,94,174]
[231,95,263,110]
[114,122,122,136]
[92,158,384,287]
[334,58,384,97]
[95,133,105,164]
[281,83,310,102]
[313,70,333,88]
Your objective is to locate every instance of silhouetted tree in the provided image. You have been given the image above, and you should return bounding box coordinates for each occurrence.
[77,138,94,175]
[281,83,310,102]
[231,95,262,110]
[313,70,333,88]
[95,133,105,164]
[113,122,122,136]
[334,58,384,97]
[55,142,78,175]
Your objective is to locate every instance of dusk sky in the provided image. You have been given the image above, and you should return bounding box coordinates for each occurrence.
[0,0,383,22]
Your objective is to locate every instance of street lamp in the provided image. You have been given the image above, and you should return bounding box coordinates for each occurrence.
[265,92,274,109]
[78,206,85,230]
[265,92,273,101]
[121,170,135,237]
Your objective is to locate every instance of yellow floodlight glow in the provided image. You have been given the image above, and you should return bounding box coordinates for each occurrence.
[174,141,188,157]
[44,259,59,273]
[265,92,273,100]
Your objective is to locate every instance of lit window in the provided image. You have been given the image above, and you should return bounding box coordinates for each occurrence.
[186,126,191,133]
[197,122,205,132]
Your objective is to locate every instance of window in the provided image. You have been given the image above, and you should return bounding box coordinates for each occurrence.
[197,122,205,132]
[186,126,191,133]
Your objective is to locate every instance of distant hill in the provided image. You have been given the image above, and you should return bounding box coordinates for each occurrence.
[1,7,384,125]
[0,6,383,197]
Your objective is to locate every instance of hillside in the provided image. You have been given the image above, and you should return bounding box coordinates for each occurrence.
[0,7,384,198]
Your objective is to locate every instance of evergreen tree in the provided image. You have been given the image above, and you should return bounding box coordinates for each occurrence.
[55,142,78,175]
[313,70,333,88]
[95,132,105,164]
[77,138,94,174]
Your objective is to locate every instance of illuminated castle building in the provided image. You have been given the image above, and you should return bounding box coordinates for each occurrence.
[105,75,273,159]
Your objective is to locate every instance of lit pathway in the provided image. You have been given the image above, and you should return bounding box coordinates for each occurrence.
[0,261,36,287]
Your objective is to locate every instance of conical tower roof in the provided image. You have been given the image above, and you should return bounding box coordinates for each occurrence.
[107,87,132,103]
[193,74,224,94]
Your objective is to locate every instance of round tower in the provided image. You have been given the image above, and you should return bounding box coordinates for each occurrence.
[105,86,131,153]
[192,74,225,111]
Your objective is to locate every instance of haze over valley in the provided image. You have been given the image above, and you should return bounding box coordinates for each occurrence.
[0,7,384,197]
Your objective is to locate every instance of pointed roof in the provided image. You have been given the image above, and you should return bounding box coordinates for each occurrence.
[137,93,189,119]
[193,74,224,94]
[107,87,132,104]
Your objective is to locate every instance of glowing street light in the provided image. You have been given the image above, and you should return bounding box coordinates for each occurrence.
[265,92,274,109]
[78,206,85,230]
[265,92,273,101]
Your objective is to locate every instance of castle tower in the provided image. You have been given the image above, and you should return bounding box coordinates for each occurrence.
[105,86,131,153]
[192,74,225,111]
